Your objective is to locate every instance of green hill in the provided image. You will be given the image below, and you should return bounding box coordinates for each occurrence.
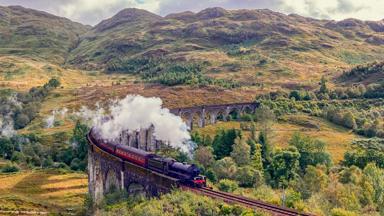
[0,6,89,64]
[65,7,384,87]
[1,6,384,88]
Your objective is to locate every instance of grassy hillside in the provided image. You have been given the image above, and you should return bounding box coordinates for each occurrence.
[66,7,384,88]
[0,6,89,64]
[339,61,384,85]
[1,6,383,89]
[0,170,87,214]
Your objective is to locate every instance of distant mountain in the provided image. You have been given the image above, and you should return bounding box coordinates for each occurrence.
[0,5,89,64]
[64,7,384,86]
[1,6,384,86]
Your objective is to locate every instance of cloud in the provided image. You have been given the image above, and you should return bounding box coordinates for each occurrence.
[57,0,161,25]
[0,0,382,25]
[277,0,384,21]
[0,0,161,25]
[156,0,275,15]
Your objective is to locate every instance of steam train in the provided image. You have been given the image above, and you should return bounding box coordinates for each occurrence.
[87,129,206,187]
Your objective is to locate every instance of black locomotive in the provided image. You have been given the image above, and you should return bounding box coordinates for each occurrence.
[87,129,206,187]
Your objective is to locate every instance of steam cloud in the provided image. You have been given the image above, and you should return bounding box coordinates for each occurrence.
[77,95,192,153]
[0,94,20,137]
[0,116,16,137]
[45,108,68,128]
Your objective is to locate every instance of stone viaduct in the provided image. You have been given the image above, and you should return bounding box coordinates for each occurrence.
[170,102,259,130]
[88,102,259,205]
[87,132,178,205]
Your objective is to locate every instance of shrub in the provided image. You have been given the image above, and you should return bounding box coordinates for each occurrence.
[1,163,20,173]
[214,157,238,179]
[194,146,214,168]
[205,169,218,183]
[330,208,358,216]
[230,136,251,166]
[236,166,263,187]
[102,189,129,207]
[218,179,238,192]
[11,151,25,163]
[14,113,30,129]
[101,190,260,216]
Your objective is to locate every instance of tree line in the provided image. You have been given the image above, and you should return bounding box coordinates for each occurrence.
[191,107,384,215]
[106,57,240,88]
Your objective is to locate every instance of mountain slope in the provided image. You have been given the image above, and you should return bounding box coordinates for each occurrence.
[66,7,384,87]
[0,6,89,64]
[339,61,384,85]
[1,6,384,89]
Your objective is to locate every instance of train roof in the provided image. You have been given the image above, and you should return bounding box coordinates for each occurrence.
[116,144,155,157]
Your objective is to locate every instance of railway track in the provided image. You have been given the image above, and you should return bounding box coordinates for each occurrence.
[183,186,314,216]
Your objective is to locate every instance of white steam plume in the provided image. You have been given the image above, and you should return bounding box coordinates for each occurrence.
[45,108,68,128]
[76,95,192,153]
[0,116,16,137]
[0,94,20,137]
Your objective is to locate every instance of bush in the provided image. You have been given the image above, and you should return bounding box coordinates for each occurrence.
[236,166,263,187]
[194,146,214,168]
[1,163,20,173]
[101,190,259,216]
[284,189,304,210]
[103,189,129,207]
[14,113,30,129]
[11,151,25,163]
[42,156,54,168]
[330,208,358,216]
[218,179,238,192]
[214,157,237,179]
[205,169,218,183]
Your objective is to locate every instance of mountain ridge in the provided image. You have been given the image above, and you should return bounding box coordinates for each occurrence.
[1,5,384,87]
[0,5,90,64]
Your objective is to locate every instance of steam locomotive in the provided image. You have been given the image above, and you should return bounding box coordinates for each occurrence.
[87,129,206,187]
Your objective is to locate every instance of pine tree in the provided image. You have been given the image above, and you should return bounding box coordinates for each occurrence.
[70,121,89,170]
[258,130,271,167]
[230,136,250,166]
[213,129,241,160]
[251,144,263,171]
[248,122,258,155]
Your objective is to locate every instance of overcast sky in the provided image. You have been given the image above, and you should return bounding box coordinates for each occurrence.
[0,0,383,25]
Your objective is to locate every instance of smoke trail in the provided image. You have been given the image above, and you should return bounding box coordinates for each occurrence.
[45,108,68,128]
[77,95,192,153]
[0,116,16,137]
[0,94,20,137]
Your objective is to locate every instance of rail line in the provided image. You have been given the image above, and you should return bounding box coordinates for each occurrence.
[183,186,314,216]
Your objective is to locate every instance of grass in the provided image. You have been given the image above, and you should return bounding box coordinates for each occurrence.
[0,56,133,91]
[0,170,87,214]
[270,115,358,162]
[194,114,359,162]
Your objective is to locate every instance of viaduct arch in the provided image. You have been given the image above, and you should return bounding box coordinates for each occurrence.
[170,102,259,130]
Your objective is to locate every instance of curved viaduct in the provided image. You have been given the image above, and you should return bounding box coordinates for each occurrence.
[88,102,259,204]
[170,102,259,129]
[87,133,178,205]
